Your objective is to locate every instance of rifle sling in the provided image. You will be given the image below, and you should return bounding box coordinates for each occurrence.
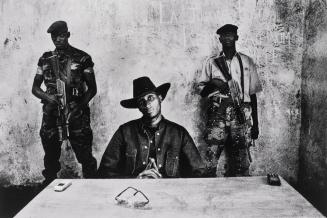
[51,51,60,80]
[51,51,72,86]
[235,53,244,101]
[213,53,244,101]
[214,56,232,81]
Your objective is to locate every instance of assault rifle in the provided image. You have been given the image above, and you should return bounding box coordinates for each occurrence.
[228,79,245,125]
[228,79,253,162]
[49,53,70,142]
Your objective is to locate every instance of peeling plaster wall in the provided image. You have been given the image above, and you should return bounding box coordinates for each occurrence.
[0,0,304,185]
[299,0,327,213]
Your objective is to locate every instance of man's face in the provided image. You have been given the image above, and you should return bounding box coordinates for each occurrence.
[51,32,70,49]
[137,92,162,119]
[219,32,238,47]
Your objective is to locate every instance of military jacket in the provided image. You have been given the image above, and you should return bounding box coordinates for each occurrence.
[36,45,94,102]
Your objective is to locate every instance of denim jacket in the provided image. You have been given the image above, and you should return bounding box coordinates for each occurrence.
[97,117,206,178]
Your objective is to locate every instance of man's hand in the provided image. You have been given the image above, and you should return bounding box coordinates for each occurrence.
[137,169,162,179]
[251,125,259,140]
[43,102,57,115]
[200,79,229,97]
[46,94,59,105]
[42,94,59,115]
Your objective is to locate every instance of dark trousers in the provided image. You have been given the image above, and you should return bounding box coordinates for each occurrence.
[40,106,97,181]
[223,136,250,177]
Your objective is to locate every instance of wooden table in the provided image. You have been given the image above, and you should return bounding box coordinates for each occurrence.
[15,177,323,218]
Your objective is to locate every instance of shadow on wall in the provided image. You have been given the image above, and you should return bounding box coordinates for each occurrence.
[297,0,327,216]
[187,68,209,156]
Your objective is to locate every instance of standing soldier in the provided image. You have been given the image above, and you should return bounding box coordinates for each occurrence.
[32,21,97,184]
[199,24,262,176]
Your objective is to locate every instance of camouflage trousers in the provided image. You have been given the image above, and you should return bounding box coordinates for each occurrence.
[205,95,253,177]
[40,105,97,181]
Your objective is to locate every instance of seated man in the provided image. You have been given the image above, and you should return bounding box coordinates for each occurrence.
[97,76,206,178]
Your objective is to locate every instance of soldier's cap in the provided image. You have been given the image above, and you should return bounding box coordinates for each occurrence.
[216,24,238,35]
[47,21,68,35]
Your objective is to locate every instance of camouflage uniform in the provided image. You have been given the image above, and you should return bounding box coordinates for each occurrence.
[37,45,97,180]
[201,52,262,176]
[205,94,253,176]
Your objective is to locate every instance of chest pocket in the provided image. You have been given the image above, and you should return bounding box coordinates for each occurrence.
[71,68,83,86]
[165,150,179,177]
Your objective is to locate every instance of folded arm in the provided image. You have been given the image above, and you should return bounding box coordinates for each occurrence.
[31,73,58,104]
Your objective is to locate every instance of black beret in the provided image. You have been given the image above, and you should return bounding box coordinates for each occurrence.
[216,24,238,35]
[47,21,68,35]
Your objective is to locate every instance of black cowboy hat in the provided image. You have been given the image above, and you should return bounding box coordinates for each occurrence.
[120,77,171,108]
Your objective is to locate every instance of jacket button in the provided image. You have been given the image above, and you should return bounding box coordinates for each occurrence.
[156,133,160,136]
[157,148,161,151]
[144,146,148,149]
[143,161,146,165]
[158,164,162,168]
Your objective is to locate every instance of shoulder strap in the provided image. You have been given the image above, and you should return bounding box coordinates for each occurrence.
[213,56,232,81]
[214,52,245,101]
[50,51,60,80]
[235,53,244,101]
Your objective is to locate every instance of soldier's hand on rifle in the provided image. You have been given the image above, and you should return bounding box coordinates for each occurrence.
[251,125,259,140]
[46,94,59,105]
[42,95,59,115]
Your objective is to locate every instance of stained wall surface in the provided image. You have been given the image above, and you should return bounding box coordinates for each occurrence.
[299,0,327,214]
[0,0,305,185]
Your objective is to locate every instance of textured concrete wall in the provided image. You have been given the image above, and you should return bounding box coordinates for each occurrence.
[299,0,327,213]
[0,0,304,185]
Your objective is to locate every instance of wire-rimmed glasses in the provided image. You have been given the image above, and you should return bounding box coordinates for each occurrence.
[115,186,150,208]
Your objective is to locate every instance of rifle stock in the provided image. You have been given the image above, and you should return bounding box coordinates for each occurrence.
[228,79,245,124]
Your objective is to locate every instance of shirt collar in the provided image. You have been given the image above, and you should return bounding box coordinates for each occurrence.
[219,51,238,59]
[55,45,73,56]
[138,116,166,132]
